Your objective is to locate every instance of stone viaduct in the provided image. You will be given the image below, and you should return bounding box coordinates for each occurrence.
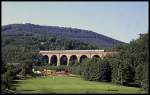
[39,50,113,66]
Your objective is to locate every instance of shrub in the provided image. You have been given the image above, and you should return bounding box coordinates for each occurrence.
[81,58,111,82]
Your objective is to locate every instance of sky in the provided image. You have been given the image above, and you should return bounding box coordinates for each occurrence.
[2,2,148,43]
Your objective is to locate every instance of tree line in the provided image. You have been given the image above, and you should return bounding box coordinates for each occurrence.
[80,33,149,92]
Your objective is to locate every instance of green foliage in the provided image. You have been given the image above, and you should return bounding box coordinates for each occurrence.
[104,54,121,84]
[81,59,98,81]
[33,65,82,75]
[121,63,135,84]
[81,58,111,82]
[69,65,82,75]
[1,61,22,93]
[1,61,7,74]
[111,33,149,91]
[135,63,149,91]
[101,58,112,82]
[20,60,34,77]
[2,32,99,64]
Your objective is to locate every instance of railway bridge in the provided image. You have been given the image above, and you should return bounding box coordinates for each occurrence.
[39,50,113,66]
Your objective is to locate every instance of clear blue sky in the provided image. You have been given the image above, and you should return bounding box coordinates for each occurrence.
[2,2,148,43]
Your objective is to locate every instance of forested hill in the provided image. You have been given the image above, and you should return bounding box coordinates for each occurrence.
[2,23,125,48]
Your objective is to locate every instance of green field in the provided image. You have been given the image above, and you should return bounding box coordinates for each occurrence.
[13,76,145,94]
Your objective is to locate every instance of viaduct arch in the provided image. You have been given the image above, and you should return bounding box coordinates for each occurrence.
[39,50,113,66]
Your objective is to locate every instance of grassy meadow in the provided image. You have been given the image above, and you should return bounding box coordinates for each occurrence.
[13,76,145,94]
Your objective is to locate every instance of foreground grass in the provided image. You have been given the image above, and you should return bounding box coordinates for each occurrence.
[13,76,145,94]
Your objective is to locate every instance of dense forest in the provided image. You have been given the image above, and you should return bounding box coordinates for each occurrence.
[66,33,149,92]
[1,24,148,93]
[2,23,126,64]
[2,23,125,48]
[2,30,100,63]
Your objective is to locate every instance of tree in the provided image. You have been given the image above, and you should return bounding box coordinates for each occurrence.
[81,58,111,82]
[103,54,121,84]
[135,63,149,91]
[20,59,34,77]
[1,62,21,93]
[121,63,135,85]
[111,33,148,91]
[101,59,112,82]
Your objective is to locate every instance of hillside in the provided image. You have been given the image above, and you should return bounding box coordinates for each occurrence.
[2,23,125,48]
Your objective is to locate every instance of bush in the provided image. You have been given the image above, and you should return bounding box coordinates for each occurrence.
[69,64,81,75]
[81,58,111,82]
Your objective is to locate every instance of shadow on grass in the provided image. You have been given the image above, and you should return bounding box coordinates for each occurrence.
[107,89,118,91]
[10,79,27,92]
[40,88,56,94]
[11,80,24,86]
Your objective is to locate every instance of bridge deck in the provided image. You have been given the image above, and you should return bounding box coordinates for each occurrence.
[40,50,105,54]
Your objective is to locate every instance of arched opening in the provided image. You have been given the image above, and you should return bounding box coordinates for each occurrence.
[42,55,49,65]
[92,55,101,62]
[80,55,88,63]
[69,55,78,65]
[50,55,57,66]
[60,55,68,65]
[92,55,100,59]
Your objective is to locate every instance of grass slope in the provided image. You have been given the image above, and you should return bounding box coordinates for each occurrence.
[14,76,145,94]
